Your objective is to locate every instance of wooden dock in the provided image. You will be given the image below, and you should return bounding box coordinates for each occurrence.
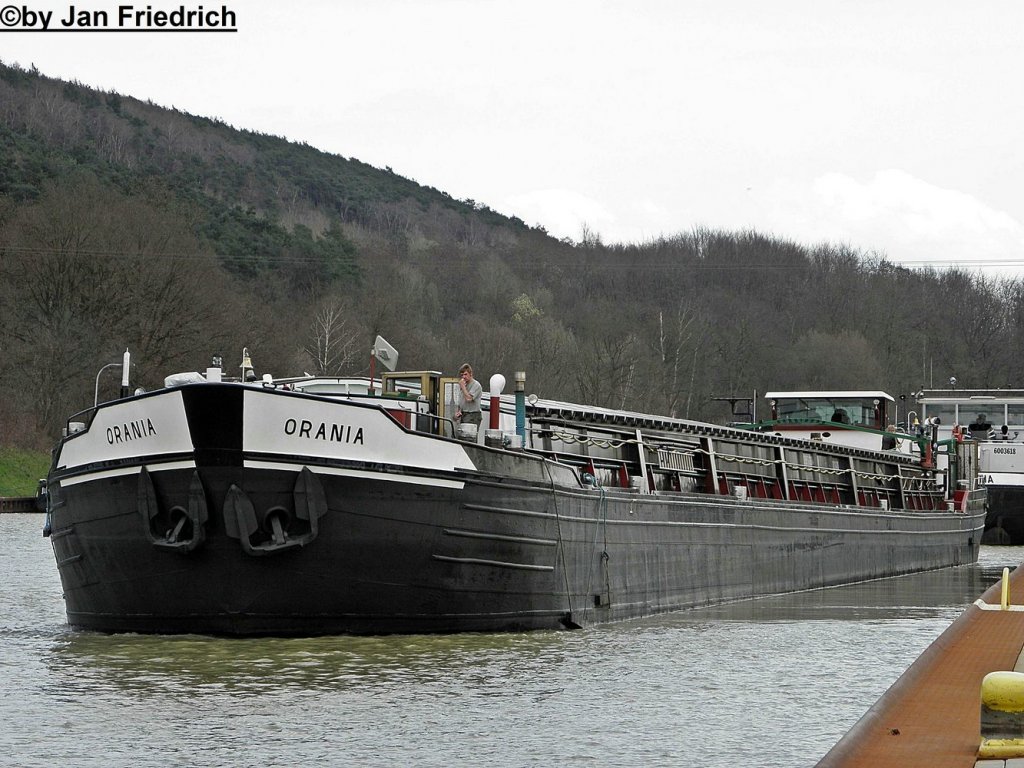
[819,562,1024,768]
[0,496,36,513]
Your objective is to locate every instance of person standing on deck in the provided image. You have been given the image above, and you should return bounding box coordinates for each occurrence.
[456,363,483,428]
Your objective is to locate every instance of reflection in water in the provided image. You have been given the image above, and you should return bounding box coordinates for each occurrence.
[44,553,1008,698]
[45,629,581,697]
[5,511,1024,768]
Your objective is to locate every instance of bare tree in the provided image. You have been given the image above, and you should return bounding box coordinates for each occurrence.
[304,301,359,375]
[652,302,699,417]
[0,173,242,434]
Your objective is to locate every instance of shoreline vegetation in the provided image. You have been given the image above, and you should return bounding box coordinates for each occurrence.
[0,447,50,497]
[4,61,1024,454]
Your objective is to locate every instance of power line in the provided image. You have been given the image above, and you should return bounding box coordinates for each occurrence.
[0,245,351,265]
[2,244,1021,273]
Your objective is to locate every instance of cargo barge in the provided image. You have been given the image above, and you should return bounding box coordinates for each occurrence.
[41,351,985,635]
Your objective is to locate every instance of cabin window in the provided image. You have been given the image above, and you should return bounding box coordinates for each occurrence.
[922,404,956,427]
[775,399,825,422]
[1007,405,1024,427]
[959,407,996,431]
[773,397,882,427]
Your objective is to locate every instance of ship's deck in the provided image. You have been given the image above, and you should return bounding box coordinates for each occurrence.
[819,561,1024,767]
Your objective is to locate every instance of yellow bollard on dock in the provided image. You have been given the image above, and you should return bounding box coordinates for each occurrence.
[979,670,1024,758]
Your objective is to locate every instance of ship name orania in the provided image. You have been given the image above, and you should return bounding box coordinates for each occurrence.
[107,418,157,445]
[284,418,365,445]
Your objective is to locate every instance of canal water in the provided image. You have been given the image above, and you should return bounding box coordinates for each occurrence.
[1,512,1018,768]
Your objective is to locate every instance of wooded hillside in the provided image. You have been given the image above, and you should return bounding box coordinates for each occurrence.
[1,60,1021,449]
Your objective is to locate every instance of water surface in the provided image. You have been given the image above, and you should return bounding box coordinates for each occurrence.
[1,513,1017,767]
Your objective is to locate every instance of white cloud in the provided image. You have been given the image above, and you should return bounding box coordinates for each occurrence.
[497,190,685,246]
[6,1,1024,274]
[498,189,617,242]
[762,171,1024,272]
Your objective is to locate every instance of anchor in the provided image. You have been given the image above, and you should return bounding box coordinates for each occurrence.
[138,467,209,553]
[223,467,328,556]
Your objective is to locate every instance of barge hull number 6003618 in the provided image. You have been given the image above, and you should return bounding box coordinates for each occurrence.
[41,350,985,636]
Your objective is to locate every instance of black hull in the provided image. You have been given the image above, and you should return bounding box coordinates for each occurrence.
[50,464,983,636]
[46,383,985,635]
[983,486,1024,545]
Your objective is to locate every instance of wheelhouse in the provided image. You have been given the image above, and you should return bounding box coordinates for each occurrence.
[765,391,894,429]
[916,389,1024,442]
[761,392,899,452]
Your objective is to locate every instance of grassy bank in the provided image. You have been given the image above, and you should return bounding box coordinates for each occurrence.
[0,447,50,497]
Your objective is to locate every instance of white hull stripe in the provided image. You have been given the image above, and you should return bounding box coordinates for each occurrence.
[58,460,197,487]
[975,599,1024,612]
[979,473,1024,487]
[243,460,466,489]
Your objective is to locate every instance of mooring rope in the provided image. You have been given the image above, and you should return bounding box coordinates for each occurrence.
[580,484,608,625]
[543,460,577,627]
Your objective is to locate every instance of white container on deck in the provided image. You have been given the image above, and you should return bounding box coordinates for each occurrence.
[456,423,478,441]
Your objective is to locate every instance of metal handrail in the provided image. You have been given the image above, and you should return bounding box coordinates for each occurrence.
[94,362,124,406]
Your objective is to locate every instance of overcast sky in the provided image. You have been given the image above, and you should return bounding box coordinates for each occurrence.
[3,0,1023,272]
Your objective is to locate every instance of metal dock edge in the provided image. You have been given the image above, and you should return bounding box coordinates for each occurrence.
[0,496,36,513]
[818,561,1024,768]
